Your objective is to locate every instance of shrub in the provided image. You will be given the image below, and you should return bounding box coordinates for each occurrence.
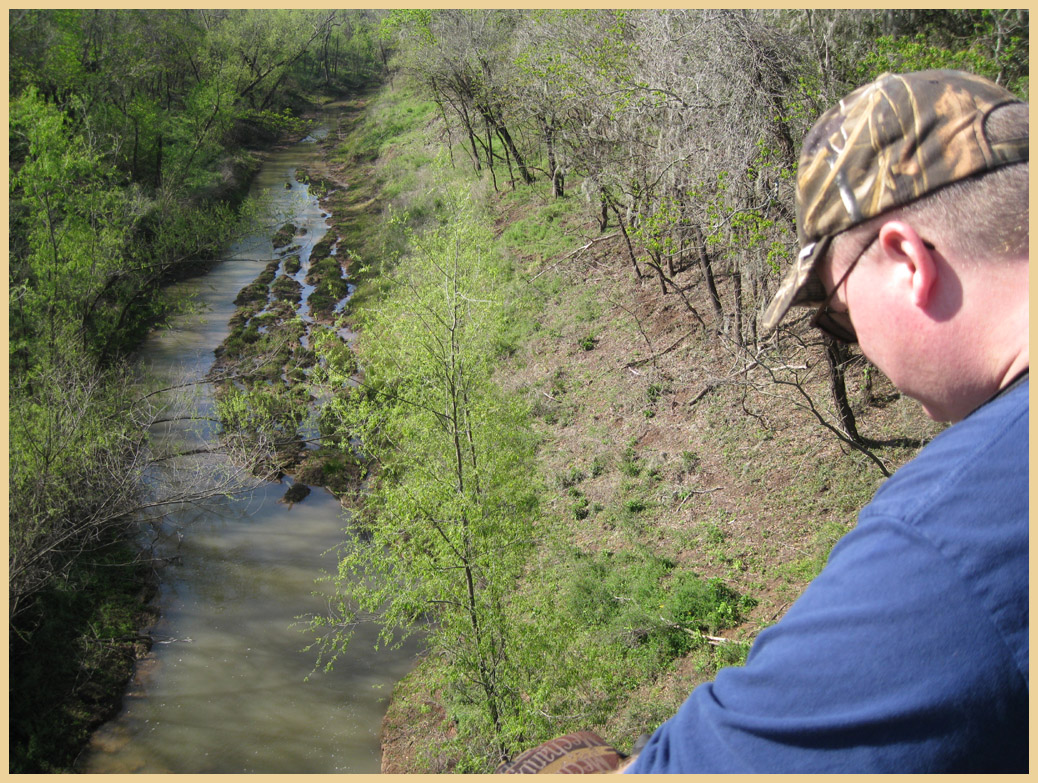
[619,441,641,477]
[559,465,586,488]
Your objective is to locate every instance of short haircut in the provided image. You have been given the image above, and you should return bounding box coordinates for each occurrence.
[832,103,1028,266]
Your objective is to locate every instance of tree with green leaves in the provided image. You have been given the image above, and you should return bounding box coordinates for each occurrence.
[381,10,534,189]
[306,187,539,757]
[9,87,148,366]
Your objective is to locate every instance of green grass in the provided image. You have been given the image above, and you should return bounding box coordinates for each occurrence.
[334,89,438,166]
[536,546,755,699]
[498,195,584,263]
[776,519,851,584]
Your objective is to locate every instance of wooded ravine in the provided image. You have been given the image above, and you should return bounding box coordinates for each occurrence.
[8,9,1027,773]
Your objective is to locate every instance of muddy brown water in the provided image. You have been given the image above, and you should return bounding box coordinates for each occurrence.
[77,120,419,773]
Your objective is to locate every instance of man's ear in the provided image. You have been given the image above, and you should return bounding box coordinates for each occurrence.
[877,220,938,309]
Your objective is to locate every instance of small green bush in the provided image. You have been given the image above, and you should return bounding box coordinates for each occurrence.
[559,465,586,488]
[620,442,641,477]
[272,222,297,249]
[624,498,647,514]
[572,494,590,520]
[681,450,700,473]
[560,550,753,661]
[271,275,302,303]
[666,574,756,636]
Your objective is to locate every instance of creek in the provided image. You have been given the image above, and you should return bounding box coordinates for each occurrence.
[77,115,419,773]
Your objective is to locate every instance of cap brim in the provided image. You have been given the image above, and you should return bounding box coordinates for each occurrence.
[761,237,830,334]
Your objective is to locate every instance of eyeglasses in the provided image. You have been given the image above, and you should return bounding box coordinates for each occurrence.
[809,235,877,344]
[809,236,937,344]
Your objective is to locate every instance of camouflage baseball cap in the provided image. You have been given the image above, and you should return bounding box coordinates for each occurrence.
[762,69,1028,334]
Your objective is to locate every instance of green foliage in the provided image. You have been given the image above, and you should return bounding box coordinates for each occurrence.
[619,440,642,477]
[10,88,145,362]
[334,89,438,165]
[9,351,145,624]
[380,9,436,46]
[216,384,306,446]
[558,466,587,489]
[307,185,540,752]
[468,547,754,766]
[667,574,756,637]
[571,492,591,520]
[305,256,350,317]
[241,107,309,138]
[858,34,1010,88]
[852,11,1028,98]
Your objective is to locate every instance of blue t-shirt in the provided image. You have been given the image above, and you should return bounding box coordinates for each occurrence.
[629,380,1028,773]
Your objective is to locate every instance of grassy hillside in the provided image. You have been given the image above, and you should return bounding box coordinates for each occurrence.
[309,81,942,773]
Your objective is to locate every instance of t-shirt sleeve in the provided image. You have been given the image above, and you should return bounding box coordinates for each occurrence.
[626,516,1027,773]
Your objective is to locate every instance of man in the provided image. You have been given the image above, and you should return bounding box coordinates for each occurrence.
[624,70,1028,773]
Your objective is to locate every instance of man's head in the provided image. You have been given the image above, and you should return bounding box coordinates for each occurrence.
[763,69,1028,421]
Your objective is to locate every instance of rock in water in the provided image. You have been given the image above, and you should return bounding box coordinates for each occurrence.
[282,483,311,504]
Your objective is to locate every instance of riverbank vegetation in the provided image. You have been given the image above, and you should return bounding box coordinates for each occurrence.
[297,10,1026,772]
[8,10,385,771]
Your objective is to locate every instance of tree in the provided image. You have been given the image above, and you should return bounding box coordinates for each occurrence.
[8,351,276,626]
[511,10,637,200]
[306,187,539,757]
[381,10,534,189]
[9,88,146,366]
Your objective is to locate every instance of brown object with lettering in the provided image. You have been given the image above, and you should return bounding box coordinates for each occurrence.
[496,731,626,774]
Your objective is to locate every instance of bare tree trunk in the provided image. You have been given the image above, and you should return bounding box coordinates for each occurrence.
[498,120,517,190]
[320,29,331,86]
[749,271,759,348]
[496,122,529,184]
[648,251,667,294]
[432,96,457,168]
[476,101,534,185]
[460,106,483,172]
[822,334,861,443]
[692,224,724,324]
[540,115,564,198]
[484,119,499,191]
[333,31,340,80]
[607,197,643,279]
[733,266,745,347]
